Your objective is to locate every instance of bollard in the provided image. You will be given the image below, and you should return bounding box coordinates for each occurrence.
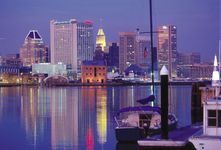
[160,65,169,139]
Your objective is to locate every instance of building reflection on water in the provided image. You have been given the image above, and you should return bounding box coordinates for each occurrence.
[20,87,51,148]
[96,88,107,145]
[0,85,192,150]
[50,87,79,150]
[19,86,109,150]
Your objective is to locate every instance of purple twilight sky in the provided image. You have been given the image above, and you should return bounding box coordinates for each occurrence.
[0,0,220,61]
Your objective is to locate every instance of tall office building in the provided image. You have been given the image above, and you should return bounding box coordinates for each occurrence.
[107,43,119,68]
[119,32,136,73]
[50,19,78,72]
[50,19,94,73]
[20,30,48,66]
[96,28,106,51]
[135,35,151,73]
[157,25,177,78]
[77,21,94,71]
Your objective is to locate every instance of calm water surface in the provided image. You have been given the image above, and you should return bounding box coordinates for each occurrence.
[0,86,192,150]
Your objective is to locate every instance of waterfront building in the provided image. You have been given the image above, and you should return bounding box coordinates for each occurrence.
[107,43,119,68]
[177,52,201,65]
[177,63,213,79]
[157,25,177,79]
[0,66,20,76]
[77,21,94,71]
[32,63,67,77]
[119,32,136,73]
[81,60,107,83]
[189,58,221,149]
[96,28,106,52]
[20,30,48,67]
[0,54,22,67]
[50,19,78,72]
[32,63,68,84]
[124,64,145,76]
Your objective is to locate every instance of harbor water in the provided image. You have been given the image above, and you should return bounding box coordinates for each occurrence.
[0,85,192,150]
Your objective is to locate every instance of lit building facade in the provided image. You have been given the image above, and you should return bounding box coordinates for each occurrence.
[20,30,48,66]
[32,63,67,76]
[135,35,151,73]
[81,61,107,83]
[157,25,177,79]
[50,19,78,72]
[177,64,213,79]
[96,28,106,51]
[0,54,21,67]
[177,52,201,65]
[77,21,94,72]
[119,32,136,73]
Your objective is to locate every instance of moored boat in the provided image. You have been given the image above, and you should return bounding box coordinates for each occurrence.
[114,104,178,142]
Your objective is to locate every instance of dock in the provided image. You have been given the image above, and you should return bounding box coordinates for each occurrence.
[138,125,202,149]
[116,126,202,150]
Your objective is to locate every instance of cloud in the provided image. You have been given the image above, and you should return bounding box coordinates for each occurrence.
[0,38,6,40]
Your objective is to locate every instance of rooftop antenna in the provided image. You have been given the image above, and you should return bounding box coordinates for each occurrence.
[99,18,103,28]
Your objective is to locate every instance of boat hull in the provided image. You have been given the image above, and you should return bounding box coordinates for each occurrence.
[115,127,146,142]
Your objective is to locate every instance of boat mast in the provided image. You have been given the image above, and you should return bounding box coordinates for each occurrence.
[149,0,154,95]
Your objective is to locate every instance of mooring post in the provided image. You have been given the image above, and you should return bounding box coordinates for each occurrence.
[160,65,169,139]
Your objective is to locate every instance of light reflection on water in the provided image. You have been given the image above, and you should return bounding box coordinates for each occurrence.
[0,85,192,150]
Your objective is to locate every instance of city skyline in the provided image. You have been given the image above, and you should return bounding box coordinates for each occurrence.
[0,0,219,62]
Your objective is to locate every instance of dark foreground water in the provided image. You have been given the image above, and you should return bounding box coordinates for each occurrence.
[0,85,192,150]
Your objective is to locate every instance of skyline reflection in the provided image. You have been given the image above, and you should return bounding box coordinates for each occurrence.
[0,85,192,150]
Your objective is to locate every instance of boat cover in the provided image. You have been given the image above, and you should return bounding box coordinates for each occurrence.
[117,106,161,116]
[136,95,155,105]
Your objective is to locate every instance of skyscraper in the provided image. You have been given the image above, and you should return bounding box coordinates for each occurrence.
[135,35,151,73]
[108,43,119,68]
[77,21,94,71]
[96,28,106,51]
[50,19,94,74]
[157,25,177,78]
[119,32,136,73]
[50,19,78,72]
[20,30,48,66]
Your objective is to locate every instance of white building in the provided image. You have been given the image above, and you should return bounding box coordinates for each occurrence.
[32,63,67,76]
[50,19,78,72]
[189,55,221,150]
